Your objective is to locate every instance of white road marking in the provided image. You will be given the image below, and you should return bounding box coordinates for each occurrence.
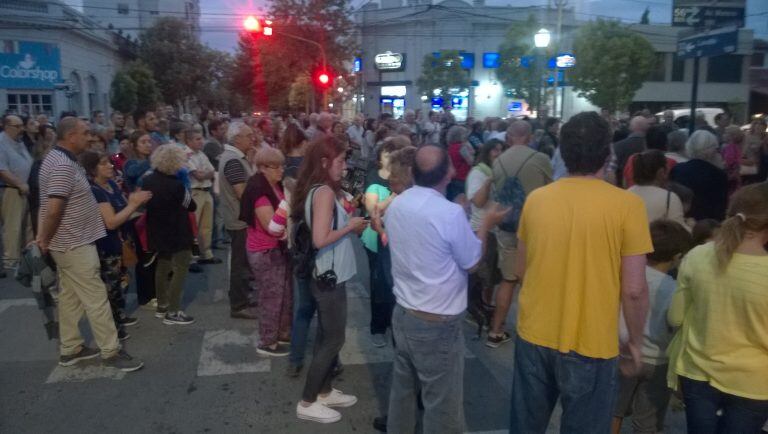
[196,329,271,377]
[0,298,37,315]
[46,364,126,383]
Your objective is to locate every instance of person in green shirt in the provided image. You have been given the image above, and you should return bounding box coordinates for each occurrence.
[361,136,409,348]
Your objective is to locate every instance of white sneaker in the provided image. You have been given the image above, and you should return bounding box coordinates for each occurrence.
[296,401,341,423]
[316,389,358,408]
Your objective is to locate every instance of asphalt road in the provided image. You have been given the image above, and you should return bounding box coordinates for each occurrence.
[0,238,688,433]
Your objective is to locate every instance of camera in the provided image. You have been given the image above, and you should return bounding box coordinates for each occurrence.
[315,269,338,291]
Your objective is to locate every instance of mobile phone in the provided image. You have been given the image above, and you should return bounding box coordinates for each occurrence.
[363,216,371,221]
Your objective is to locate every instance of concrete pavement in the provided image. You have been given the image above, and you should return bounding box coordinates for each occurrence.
[0,239,687,433]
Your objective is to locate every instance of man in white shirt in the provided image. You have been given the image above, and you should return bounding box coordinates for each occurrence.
[384,145,506,434]
[184,128,220,265]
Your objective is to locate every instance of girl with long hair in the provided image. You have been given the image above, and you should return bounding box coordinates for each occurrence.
[668,183,768,433]
[291,136,367,424]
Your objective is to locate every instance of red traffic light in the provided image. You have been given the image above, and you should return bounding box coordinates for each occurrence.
[318,73,329,85]
[243,15,260,32]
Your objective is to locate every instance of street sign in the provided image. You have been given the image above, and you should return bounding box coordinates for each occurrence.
[677,27,738,60]
[672,1,745,28]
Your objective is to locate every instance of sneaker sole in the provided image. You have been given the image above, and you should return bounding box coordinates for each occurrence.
[163,319,195,325]
[119,333,131,341]
[319,396,358,408]
[154,312,167,319]
[58,352,100,367]
[107,361,145,373]
[256,348,289,357]
[296,412,341,424]
[121,319,139,327]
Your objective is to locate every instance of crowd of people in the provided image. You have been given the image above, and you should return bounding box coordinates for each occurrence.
[0,102,766,432]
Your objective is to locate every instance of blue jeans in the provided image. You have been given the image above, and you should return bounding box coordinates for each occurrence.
[388,304,465,434]
[289,275,316,367]
[680,376,768,434]
[510,336,618,434]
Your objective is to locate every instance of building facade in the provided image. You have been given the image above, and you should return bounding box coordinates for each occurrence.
[0,0,126,118]
[84,0,202,40]
[355,0,753,121]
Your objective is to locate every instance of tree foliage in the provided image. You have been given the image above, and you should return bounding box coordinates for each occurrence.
[124,61,161,111]
[288,73,313,111]
[109,70,138,114]
[570,19,657,112]
[230,0,357,111]
[496,15,540,104]
[138,17,210,106]
[416,50,472,103]
[640,7,650,24]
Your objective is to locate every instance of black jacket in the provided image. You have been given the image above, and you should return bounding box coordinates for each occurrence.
[670,159,728,221]
[142,171,197,254]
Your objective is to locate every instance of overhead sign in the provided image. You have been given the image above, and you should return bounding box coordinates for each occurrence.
[0,41,61,89]
[556,53,576,68]
[672,1,745,28]
[677,26,739,59]
[374,51,405,71]
[353,57,361,73]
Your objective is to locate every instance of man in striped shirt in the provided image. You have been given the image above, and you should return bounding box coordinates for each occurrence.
[36,117,143,372]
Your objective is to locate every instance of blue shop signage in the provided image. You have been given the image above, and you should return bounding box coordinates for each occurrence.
[0,41,61,89]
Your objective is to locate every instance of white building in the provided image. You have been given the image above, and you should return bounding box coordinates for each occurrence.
[0,0,126,118]
[355,0,753,121]
[84,0,202,40]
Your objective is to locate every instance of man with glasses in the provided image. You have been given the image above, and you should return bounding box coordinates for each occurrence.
[0,114,33,275]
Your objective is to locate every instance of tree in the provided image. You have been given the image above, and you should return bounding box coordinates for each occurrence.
[138,17,210,106]
[230,0,357,111]
[570,19,657,112]
[109,70,138,114]
[288,73,313,111]
[640,7,650,24]
[416,50,472,103]
[496,15,541,105]
[124,61,161,111]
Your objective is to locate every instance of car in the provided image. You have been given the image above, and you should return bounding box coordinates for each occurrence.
[655,108,724,129]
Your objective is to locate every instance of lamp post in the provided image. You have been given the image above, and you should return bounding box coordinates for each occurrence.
[534,28,551,120]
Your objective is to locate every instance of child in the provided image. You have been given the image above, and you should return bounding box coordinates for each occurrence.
[612,219,693,434]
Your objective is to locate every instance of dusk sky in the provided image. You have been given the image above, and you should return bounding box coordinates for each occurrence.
[198,0,768,52]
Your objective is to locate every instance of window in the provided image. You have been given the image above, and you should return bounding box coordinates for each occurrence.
[648,53,666,81]
[707,55,742,83]
[6,92,53,116]
[117,3,129,15]
[671,55,685,82]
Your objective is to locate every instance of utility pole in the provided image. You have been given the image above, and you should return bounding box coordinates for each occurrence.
[553,0,567,119]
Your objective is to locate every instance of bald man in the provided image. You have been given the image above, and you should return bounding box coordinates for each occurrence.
[488,120,552,348]
[383,145,507,433]
[612,116,649,185]
[0,114,33,272]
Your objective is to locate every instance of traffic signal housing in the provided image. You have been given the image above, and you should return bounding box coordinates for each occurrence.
[243,15,272,37]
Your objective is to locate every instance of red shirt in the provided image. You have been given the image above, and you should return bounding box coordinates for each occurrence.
[448,142,472,182]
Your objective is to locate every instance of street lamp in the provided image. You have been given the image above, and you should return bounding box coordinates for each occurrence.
[534,28,551,120]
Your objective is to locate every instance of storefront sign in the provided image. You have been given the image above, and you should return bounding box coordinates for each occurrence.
[0,41,61,89]
[374,51,405,71]
[556,54,576,68]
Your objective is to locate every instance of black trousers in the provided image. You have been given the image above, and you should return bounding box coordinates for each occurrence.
[228,229,251,311]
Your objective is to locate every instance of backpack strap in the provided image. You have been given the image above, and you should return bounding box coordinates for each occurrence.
[499,149,538,179]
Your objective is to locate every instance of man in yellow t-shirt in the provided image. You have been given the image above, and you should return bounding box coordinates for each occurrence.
[509,112,653,434]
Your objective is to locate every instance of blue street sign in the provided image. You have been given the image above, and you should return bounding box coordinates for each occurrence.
[0,41,61,89]
[673,5,745,28]
[677,27,738,60]
[353,57,361,73]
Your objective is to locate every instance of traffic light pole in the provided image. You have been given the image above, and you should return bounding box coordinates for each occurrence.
[688,55,700,134]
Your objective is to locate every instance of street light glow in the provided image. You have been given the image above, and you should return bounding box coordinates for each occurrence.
[534,28,551,48]
[243,15,260,32]
[337,87,344,93]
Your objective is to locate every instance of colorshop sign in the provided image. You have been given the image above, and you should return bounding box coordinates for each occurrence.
[0,41,61,89]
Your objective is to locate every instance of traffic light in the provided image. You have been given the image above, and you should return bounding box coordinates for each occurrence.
[318,72,330,86]
[243,15,260,32]
[243,15,272,36]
